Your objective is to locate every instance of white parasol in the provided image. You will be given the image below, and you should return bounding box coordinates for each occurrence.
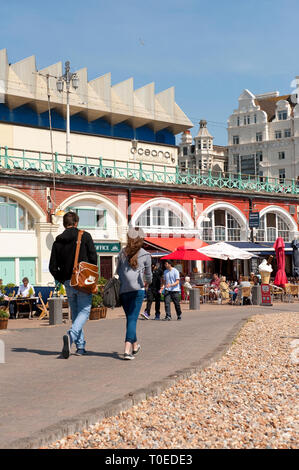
[197,242,256,260]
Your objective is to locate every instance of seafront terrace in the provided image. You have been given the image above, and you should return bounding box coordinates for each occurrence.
[1,145,299,195]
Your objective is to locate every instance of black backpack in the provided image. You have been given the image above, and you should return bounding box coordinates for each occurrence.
[103,276,121,308]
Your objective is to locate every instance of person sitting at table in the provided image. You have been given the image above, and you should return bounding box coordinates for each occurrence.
[239,276,251,304]
[219,276,230,302]
[17,278,35,297]
[209,273,220,301]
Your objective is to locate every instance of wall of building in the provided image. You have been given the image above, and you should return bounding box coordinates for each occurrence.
[0,121,178,167]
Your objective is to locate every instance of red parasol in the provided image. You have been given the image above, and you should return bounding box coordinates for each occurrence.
[273,237,288,288]
[161,246,212,261]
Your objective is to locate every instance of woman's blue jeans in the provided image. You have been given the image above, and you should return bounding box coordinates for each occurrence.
[64,280,92,350]
[120,290,144,344]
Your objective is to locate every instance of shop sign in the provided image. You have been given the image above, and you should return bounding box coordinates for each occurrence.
[249,212,260,228]
[261,284,272,306]
[130,146,171,160]
[95,242,121,253]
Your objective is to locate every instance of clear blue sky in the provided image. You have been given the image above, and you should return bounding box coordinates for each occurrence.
[1,0,299,145]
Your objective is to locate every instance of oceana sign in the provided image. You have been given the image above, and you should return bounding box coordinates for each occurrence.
[131,146,171,159]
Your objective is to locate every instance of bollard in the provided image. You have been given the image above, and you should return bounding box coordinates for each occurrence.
[251,285,262,305]
[48,297,63,325]
[189,288,201,310]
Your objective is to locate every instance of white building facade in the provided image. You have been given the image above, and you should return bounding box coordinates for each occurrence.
[227,86,299,182]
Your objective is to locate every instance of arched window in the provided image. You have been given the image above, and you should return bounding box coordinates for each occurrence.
[67,206,107,229]
[256,213,291,242]
[136,207,184,229]
[200,209,241,241]
[0,196,35,230]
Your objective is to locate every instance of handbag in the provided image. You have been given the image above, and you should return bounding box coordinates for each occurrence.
[70,230,99,294]
[103,252,122,308]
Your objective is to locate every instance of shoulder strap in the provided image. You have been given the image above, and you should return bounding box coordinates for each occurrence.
[73,230,84,270]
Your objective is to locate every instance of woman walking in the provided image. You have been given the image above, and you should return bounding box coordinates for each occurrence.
[117,227,152,360]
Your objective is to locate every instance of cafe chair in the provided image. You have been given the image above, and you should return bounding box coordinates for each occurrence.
[270,284,284,302]
[284,284,299,303]
[37,291,53,320]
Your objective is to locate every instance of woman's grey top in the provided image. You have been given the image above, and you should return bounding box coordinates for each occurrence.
[116,248,152,295]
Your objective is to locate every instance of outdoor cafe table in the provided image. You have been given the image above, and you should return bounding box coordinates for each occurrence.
[9,297,39,319]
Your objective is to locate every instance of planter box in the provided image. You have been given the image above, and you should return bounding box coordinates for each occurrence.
[89,307,107,320]
[0,319,8,330]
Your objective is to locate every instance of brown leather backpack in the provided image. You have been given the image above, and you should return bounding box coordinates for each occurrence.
[70,230,99,294]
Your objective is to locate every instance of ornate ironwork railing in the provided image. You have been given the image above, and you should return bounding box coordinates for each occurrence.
[0,145,299,195]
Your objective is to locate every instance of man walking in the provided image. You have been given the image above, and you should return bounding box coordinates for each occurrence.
[141,264,163,320]
[160,260,182,321]
[49,211,97,358]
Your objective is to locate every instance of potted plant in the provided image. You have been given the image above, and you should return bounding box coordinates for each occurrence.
[89,290,107,320]
[0,309,9,330]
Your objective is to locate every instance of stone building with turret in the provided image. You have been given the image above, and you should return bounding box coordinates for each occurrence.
[178,120,228,174]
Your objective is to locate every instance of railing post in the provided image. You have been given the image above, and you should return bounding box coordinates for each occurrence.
[164,165,167,183]
[4,146,8,169]
[208,169,212,187]
[99,157,103,177]
[139,161,143,181]
[39,152,42,171]
[54,152,58,173]
[176,166,180,184]
[113,160,116,178]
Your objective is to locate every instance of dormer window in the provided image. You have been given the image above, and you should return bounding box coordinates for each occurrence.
[278,111,288,120]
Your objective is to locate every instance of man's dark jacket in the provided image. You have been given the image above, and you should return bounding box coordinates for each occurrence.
[148,267,163,293]
[49,227,97,283]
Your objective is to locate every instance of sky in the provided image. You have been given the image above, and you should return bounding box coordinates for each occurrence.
[1,0,299,145]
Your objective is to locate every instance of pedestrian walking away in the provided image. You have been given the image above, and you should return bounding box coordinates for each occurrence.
[141,263,163,320]
[160,260,182,320]
[117,227,152,360]
[49,211,97,358]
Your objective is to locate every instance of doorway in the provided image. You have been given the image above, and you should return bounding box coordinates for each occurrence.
[99,256,112,280]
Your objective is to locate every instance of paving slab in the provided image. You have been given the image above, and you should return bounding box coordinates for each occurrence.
[0,302,297,449]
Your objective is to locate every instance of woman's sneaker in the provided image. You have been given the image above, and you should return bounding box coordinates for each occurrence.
[124,353,135,360]
[132,344,141,356]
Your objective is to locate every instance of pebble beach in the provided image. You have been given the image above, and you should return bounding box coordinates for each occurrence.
[47,312,298,449]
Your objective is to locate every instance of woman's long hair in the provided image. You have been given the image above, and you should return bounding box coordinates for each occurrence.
[125,227,145,269]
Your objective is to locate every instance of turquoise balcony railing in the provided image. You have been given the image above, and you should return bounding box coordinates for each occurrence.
[0,145,298,195]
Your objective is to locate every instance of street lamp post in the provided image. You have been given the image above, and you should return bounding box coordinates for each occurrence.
[56,61,79,155]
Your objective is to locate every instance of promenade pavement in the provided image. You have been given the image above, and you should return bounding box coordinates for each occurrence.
[0,301,297,449]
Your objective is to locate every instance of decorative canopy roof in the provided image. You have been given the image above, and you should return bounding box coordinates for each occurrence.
[0,49,193,134]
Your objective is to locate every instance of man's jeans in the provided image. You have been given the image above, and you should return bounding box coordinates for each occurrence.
[64,280,92,350]
[120,290,144,344]
[164,290,182,318]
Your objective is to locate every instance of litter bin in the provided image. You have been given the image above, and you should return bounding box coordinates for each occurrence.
[189,288,200,310]
[48,297,63,325]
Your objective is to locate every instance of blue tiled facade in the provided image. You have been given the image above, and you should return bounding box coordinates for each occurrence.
[0,103,175,145]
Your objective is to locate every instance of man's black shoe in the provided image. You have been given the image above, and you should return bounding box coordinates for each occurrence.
[162,317,171,321]
[62,334,71,359]
[177,316,182,320]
